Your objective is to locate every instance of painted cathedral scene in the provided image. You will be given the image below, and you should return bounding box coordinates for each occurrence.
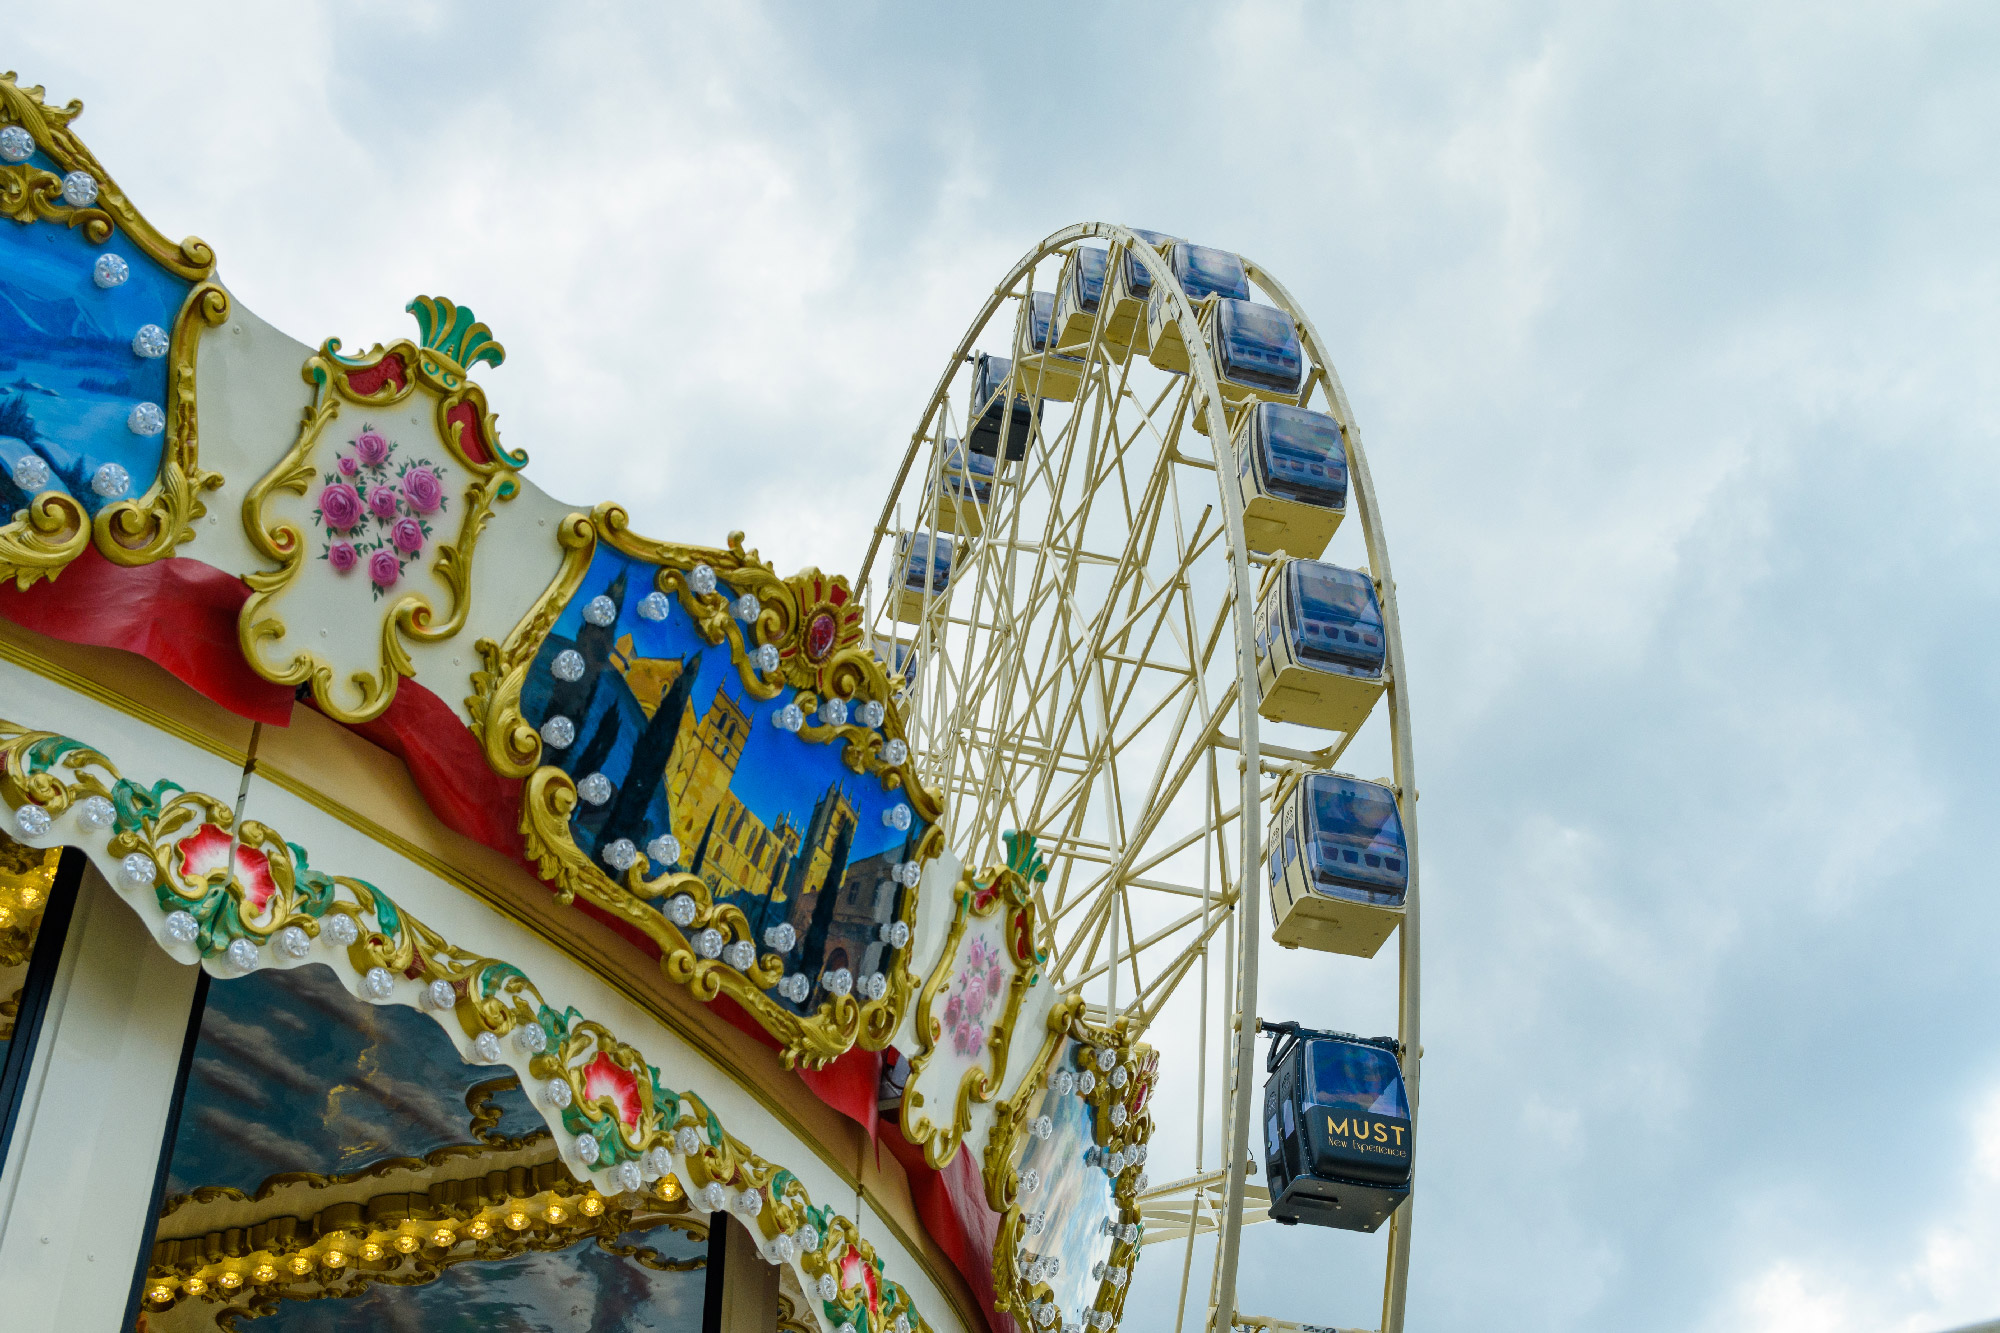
[520,546,929,1013]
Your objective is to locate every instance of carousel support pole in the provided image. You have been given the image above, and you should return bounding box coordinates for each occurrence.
[701,1212,778,1333]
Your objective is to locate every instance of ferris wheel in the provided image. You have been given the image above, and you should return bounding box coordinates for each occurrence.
[858,225,1422,1333]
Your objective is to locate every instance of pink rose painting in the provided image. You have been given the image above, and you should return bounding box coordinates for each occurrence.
[581,1052,644,1128]
[943,930,1005,1058]
[353,428,390,466]
[401,465,443,514]
[314,425,447,599]
[390,516,425,554]
[317,482,362,533]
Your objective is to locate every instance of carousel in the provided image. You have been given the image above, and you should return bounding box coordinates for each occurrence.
[0,70,1420,1333]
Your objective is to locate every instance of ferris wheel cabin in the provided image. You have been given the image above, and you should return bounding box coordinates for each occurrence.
[889,530,955,623]
[927,437,996,535]
[968,350,1037,461]
[1146,242,1252,375]
[1050,245,1109,357]
[1260,1022,1413,1233]
[1015,290,1087,401]
[1254,559,1388,733]
[1098,228,1179,359]
[1266,772,1407,956]
[1231,402,1347,558]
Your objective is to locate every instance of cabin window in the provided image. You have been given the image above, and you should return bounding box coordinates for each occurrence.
[1306,1041,1410,1120]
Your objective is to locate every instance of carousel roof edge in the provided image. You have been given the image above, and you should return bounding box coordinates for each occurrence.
[0,618,987,1322]
[0,638,987,1333]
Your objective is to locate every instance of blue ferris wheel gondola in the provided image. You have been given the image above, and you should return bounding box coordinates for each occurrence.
[1147,242,1252,375]
[1259,1021,1412,1233]
[927,437,997,536]
[1097,228,1179,361]
[968,351,1037,461]
[1254,558,1388,734]
[1231,402,1347,559]
[1050,245,1109,358]
[889,530,954,624]
[1266,772,1407,955]
[1015,290,1086,402]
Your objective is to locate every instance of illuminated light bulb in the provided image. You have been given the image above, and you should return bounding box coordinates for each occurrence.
[432,1227,456,1248]
[467,1219,492,1239]
[580,1194,604,1217]
[252,1264,277,1283]
[148,1285,174,1304]
[17,885,39,908]
[289,1255,312,1275]
[183,1276,208,1296]
[218,1271,243,1290]
[545,1204,567,1224]
[657,1174,683,1202]
[506,1210,530,1231]
[394,1234,420,1254]
[0,908,12,927]
[322,1249,347,1269]
[360,1242,385,1262]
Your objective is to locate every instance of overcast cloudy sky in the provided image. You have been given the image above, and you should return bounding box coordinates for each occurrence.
[14,3,2000,1330]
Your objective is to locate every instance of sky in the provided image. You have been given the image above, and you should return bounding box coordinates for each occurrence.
[12,2,2000,1330]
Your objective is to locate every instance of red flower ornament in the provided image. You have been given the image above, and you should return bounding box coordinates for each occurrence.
[582,1052,643,1128]
[174,823,279,919]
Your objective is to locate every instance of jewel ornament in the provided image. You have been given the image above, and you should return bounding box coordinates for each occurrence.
[275,925,311,959]
[126,403,165,437]
[577,773,613,805]
[877,920,910,948]
[540,715,576,748]
[473,1031,502,1063]
[693,927,723,959]
[575,1132,600,1164]
[60,170,97,207]
[425,978,455,1010]
[13,804,50,838]
[755,643,780,673]
[602,838,638,872]
[688,565,717,596]
[1051,1069,1076,1096]
[638,590,671,621]
[1032,1114,1053,1141]
[1096,1048,1117,1072]
[583,595,617,626]
[795,1223,821,1254]
[612,1160,642,1193]
[1078,1069,1096,1095]
[883,739,908,765]
[823,967,853,997]
[551,649,586,682]
[861,971,887,1001]
[772,703,804,732]
[544,1077,573,1109]
[732,1188,763,1216]
[121,851,157,889]
[666,894,698,927]
[1110,1104,1128,1128]
[734,592,760,621]
[779,973,810,1002]
[857,700,886,729]
[132,324,169,358]
[647,834,681,866]
[163,910,199,944]
[699,1182,729,1212]
[0,125,32,163]
[676,1126,703,1154]
[76,794,115,830]
[820,697,848,727]
[763,922,796,951]
[644,1146,673,1178]
[92,461,132,497]
[723,939,756,969]
[92,253,132,290]
[9,454,49,492]
[325,913,360,946]
[1019,1167,1041,1194]
[362,966,395,1000]
[1111,1065,1128,1088]
[883,803,912,831]
[515,1022,547,1054]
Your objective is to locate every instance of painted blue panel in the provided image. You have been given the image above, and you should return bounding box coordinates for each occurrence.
[253,1219,705,1332]
[0,209,192,516]
[519,547,930,1012]
[1014,1039,1119,1332]
[163,964,545,1198]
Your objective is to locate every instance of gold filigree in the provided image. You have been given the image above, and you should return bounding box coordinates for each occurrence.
[237,316,520,724]
[983,999,1157,1330]
[0,832,59,967]
[900,854,1043,1168]
[0,74,223,591]
[473,504,945,1067]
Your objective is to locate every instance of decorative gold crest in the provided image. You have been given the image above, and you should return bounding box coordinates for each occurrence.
[238,296,523,723]
[0,72,226,591]
[900,832,1047,1168]
[467,504,946,1069]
